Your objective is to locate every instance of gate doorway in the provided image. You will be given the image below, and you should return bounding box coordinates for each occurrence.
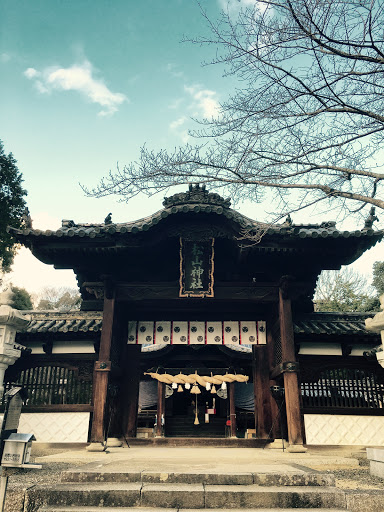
[165,387,227,437]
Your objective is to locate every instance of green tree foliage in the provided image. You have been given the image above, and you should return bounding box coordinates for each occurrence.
[84,0,384,222]
[0,140,28,272]
[372,261,384,297]
[10,286,33,310]
[315,264,383,312]
[36,287,81,312]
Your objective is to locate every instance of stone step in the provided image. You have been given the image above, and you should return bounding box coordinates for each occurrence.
[61,468,335,487]
[39,508,348,512]
[29,482,347,510]
[142,483,347,509]
[26,483,142,510]
[124,437,270,447]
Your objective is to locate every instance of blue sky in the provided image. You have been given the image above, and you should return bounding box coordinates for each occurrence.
[1,0,382,294]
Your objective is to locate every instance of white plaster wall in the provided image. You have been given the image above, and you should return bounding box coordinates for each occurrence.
[298,343,342,356]
[27,340,95,355]
[305,414,384,445]
[0,413,90,443]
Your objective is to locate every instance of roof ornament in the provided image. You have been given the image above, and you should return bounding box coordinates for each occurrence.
[320,221,336,228]
[104,212,112,225]
[365,294,384,367]
[162,184,231,209]
[364,207,379,229]
[0,287,14,306]
[21,207,32,229]
[62,219,75,228]
[282,214,293,227]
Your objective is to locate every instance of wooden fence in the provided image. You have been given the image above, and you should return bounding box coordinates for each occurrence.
[301,367,384,413]
[3,364,93,407]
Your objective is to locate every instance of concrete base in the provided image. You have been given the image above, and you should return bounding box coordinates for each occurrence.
[367,447,384,479]
[106,437,123,447]
[86,443,106,452]
[264,439,286,449]
[286,444,307,453]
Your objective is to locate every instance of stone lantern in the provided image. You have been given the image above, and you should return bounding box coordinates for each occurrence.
[365,295,384,478]
[365,294,384,368]
[0,288,30,397]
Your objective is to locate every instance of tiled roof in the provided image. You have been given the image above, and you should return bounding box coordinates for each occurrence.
[24,311,102,334]
[20,310,379,338]
[8,204,383,242]
[293,312,378,337]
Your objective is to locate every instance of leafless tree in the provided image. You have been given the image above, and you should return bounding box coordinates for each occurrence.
[314,267,378,312]
[84,0,384,222]
[35,287,81,312]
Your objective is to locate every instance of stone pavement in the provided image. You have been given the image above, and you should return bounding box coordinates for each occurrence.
[34,444,363,473]
[5,444,384,512]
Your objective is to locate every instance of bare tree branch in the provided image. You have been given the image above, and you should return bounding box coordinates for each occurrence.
[83,0,384,223]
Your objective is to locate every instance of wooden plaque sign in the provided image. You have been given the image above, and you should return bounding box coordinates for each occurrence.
[179,238,214,297]
[0,387,27,463]
[4,394,23,431]
[2,388,24,432]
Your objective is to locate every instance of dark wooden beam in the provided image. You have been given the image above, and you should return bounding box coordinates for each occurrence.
[115,283,279,302]
[266,328,281,440]
[155,381,165,437]
[279,284,305,449]
[252,345,272,439]
[229,382,237,437]
[89,292,115,444]
[121,345,141,438]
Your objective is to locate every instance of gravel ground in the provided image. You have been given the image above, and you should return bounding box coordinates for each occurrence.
[2,446,384,511]
[2,446,85,512]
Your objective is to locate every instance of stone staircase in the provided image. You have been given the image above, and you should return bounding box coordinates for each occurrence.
[25,465,352,511]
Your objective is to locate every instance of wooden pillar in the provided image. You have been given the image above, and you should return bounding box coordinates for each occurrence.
[89,292,115,447]
[229,382,237,437]
[279,284,305,450]
[109,344,141,439]
[155,381,165,437]
[267,328,281,440]
[123,345,141,437]
[252,345,272,439]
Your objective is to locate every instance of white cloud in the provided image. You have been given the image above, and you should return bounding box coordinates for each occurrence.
[8,247,77,295]
[169,116,187,130]
[168,98,183,110]
[0,53,11,63]
[169,85,220,142]
[24,59,127,116]
[7,212,76,294]
[218,0,267,16]
[166,63,184,79]
[184,85,220,118]
[31,211,62,231]
[24,67,40,79]
[169,116,190,143]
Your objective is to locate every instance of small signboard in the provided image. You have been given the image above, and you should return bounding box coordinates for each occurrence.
[179,238,214,297]
[0,387,40,512]
[1,387,26,435]
[1,433,35,467]
[0,387,28,463]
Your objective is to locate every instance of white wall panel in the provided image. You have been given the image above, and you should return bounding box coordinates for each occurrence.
[304,414,384,446]
[154,321,171,344]
[206,322,222,344]
[240,321,257,345]
[189,321,205,344]
[0,413,90,443]
[172,321,188,344]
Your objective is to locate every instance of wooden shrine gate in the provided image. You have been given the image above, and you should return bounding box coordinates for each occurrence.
[89,283,305,451]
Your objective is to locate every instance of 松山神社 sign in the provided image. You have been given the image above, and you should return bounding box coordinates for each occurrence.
[179,238,214,297]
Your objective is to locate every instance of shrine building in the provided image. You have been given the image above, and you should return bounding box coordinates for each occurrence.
[5,185,384,449]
